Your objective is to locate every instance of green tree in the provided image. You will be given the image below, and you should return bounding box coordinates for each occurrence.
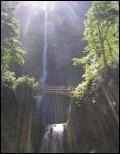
[73,1,119,97]
[1,1,24,72]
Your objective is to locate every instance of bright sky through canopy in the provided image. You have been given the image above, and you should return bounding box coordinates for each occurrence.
[21,1,57,11]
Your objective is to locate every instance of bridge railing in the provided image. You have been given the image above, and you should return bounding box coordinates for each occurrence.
[34,85,74,96]
[35,85,73,90]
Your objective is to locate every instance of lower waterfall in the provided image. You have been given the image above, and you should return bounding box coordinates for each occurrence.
[40,124,65,153]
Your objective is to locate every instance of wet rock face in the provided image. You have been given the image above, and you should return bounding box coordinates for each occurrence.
[39,94,70,124]
[67,87,119,153]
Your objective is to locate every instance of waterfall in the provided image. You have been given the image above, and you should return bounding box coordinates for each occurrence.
[39,10,47,85]
[41,124,65,153]
[36,9,48,108]
[36,5,68,153]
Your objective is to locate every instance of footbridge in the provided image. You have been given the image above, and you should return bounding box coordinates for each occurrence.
[34,85,74,97]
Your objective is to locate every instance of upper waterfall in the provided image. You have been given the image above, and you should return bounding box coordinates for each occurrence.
[39,9,48,85]
[36,9,48,109]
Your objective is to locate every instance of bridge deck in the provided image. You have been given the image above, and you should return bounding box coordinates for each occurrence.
[34,85,74,96]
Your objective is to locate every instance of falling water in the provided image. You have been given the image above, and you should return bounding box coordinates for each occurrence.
[39,10,47,85]
[41,124,65,153]
[36,5,66,153]
[36,8,48,108]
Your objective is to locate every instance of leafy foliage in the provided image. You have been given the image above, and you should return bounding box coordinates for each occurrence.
[73,1,119,97]
[1,1,24,71]
[2,71,16,87]
[13,76,36,102]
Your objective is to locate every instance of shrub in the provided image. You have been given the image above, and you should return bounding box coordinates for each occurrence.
[13,76,36,103]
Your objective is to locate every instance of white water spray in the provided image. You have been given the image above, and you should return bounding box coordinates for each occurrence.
[41,124,65,153]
